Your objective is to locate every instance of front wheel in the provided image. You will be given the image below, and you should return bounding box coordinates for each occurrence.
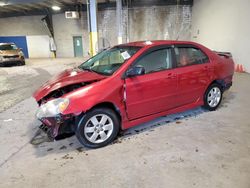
[203,83,223,111]
[18,59,25,66]
[75,108,120,148]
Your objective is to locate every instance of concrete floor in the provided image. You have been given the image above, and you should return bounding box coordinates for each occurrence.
[0,59,249,188]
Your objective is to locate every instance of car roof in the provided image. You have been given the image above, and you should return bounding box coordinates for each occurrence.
[0,43,15,46]
[119,40,199,47]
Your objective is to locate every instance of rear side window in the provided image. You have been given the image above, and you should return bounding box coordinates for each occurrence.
[134,48,173,74]
[174,47,209,67]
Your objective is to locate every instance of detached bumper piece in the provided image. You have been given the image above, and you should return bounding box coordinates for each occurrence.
[39,115,76,141]
[39,124,54,141]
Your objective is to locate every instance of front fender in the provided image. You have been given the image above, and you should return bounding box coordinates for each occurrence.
[61,79,125,117]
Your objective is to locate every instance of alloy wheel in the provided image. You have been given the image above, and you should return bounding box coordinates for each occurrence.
[84,114,114,144]
[207,87,221,108]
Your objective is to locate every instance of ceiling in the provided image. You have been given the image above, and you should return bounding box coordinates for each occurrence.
[0,0,116,18]
[0,0,193,18]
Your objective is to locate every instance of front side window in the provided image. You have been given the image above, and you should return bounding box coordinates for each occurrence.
[134,48,173,74]
[175,47,209,67]
[79,46,141,75]
[0,44,18,51]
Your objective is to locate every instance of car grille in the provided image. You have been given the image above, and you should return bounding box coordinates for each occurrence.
[3,55,19,58]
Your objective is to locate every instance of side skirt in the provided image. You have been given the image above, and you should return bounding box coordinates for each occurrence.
[121,100,204,130]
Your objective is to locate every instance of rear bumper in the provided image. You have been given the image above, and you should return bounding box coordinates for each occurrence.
[223,82,232,91]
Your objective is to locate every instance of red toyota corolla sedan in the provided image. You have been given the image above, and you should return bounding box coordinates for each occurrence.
[34,40,234,148]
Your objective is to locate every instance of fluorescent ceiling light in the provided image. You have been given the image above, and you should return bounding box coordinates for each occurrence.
[0,2,8,6]
[52,5,61,11]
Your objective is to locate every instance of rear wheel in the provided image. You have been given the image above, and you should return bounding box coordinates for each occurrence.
[75,107,120,148]
[203,83,223,111]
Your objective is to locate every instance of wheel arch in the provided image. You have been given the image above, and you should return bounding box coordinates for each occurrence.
[75,101,122,148]
[88,102,122,122]
[203,79,224,99]
[207,79,225,91]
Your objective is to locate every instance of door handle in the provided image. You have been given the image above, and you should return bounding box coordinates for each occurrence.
[203,66,213,71]
[166,73,176,79]
[203,66,208,70]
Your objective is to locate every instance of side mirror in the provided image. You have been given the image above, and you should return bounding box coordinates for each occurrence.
[126,66,145,77]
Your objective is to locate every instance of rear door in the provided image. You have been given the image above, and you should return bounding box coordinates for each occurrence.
[173,45,213,106]
[125,46,178,120]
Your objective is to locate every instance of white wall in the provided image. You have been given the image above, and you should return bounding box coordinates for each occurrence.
[0,7,192,58]
[26,35,52,58]
[192,0,250,73]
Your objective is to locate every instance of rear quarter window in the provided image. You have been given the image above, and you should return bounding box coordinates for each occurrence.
[175,47,209,67]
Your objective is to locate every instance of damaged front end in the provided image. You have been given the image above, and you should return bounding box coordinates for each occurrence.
[36,97,79,141]
[35,82,92,140]
[33,68,107,141]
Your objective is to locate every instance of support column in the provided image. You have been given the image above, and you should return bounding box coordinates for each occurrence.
[116,0,123,44]
[87,0,98,56]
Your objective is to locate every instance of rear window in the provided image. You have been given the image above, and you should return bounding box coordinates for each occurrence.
[175,47,209,67]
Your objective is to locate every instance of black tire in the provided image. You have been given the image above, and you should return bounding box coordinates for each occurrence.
[203,83,223,111]
[20,58,25,66]
[75,107,120,149]
[17,60,25,66]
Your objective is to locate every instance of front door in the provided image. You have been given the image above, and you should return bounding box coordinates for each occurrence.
[73,36,83,57]
[125,47,178,120]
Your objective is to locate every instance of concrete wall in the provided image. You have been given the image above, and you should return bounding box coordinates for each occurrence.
[0,15,52,58]
[98,9,118,49]
[191,0,250,73]
[0,15,48,36]
[128,6,192,42]
[52,13,89,57]
[0,5,192,58]
[97,6,192,47]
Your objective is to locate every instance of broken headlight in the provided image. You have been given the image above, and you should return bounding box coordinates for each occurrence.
[36,98,69,119]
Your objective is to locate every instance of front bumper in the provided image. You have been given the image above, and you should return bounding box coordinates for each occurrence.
[0,58,24,66]
[0,56,25,65]
[38,114,76,140]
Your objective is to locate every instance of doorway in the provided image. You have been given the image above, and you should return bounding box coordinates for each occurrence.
[73,36,83,57]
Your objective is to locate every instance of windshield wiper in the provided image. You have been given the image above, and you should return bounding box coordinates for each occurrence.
[80,66,105,75]
[80,66,94,72]
[79,66,111,76]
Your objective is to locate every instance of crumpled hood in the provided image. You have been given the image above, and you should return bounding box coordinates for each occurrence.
[33,68,107,101]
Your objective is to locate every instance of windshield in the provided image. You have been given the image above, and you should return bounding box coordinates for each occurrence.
[79,46,141,75]
[0,44,18,51]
